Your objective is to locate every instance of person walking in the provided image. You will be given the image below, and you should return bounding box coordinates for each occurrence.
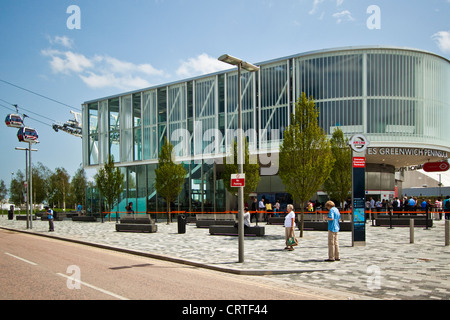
[324,201,341,262]
[45,206,54,232]
[284,204,296,251]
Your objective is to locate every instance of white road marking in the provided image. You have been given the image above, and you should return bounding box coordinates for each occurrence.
[56,273,129,300]
[5,252,38,266]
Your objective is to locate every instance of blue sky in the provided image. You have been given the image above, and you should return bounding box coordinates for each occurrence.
[0,0,449,189]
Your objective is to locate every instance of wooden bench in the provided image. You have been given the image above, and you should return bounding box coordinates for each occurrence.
[209,225,265,237]
[196,220,235,228]
[72,216,97,222]
[115,223,157,233]
[120,217,154,224]
[116,216,157,233]
[301,221,352,232]
[375,217,433,228]
[16,215,37,221]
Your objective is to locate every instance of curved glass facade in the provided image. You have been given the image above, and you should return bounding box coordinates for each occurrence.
[82,47,450,214]
[295,48,450,147]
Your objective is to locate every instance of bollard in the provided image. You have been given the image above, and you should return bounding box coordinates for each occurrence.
[410,219,414,244]
[388,209,394,229]
[446,220,449,247]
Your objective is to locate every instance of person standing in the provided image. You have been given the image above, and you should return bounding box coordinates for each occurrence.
[250,198,258,223]
[45,206,54,232]
[444,196,450,220]
[284,204,296,251]
[274,200,281,218]
[258,197,266,222]
[324,201,341,262]
[76,203,82,216]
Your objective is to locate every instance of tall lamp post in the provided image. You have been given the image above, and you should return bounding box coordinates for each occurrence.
[218,54,259,263]
[15,145,37,229]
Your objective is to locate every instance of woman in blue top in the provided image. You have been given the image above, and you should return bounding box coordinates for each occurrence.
[324,201,340,262]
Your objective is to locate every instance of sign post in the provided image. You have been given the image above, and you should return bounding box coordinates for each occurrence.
[349,134,369,247]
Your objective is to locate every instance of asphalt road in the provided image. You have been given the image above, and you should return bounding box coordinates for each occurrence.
[0,229,328,301]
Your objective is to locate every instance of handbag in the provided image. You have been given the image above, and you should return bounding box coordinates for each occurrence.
[287,229,298,246]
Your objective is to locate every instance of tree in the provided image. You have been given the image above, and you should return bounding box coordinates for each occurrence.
[155,139,187,224]
[279,93,335,237]
[222,139,260,203]
[10,170,26,206]
[70,165,88,208]
[32,162,51,205]
[49,168,70,211]
[95,155,124,222]
[323,128,352,209]
[0,180,7,213]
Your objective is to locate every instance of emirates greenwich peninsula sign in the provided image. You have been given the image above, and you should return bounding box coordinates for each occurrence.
[367,147,448,158]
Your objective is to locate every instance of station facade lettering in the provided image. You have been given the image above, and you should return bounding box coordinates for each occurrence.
[368,147,448,158]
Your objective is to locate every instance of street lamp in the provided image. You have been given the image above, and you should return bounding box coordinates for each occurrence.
[15,146,38,229]
[218,54,260,263]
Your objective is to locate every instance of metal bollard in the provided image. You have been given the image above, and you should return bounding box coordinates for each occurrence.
[445,220,449,247]
[410,219,414,244]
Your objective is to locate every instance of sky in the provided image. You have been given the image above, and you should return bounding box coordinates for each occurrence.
[0,0,449,190]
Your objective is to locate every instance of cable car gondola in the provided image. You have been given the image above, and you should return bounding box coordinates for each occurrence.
[5,114,24,128]
[17,127,39,144]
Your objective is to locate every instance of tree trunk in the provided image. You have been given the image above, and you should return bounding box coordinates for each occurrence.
[167,201,171,225]
[300,201,305,238]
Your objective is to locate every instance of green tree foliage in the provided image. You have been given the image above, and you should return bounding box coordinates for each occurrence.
[155,139,187,224]
[49,168,70,210]
[10,170,26,206]
[0,180,7,204]
[279,93,334,237]
[95,155,124,221]
[222,139,260,203]
[32,162,51,205]
[70,165,88,207]
[323,128,352,209]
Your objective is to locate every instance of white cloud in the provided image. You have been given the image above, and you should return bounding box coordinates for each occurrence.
[176,53,229,78]
[332,10,354,23]
[41,49,93,74]
[432,31,450,54]
[309,0,324,15]
[47,35,74,48]
[79,72,152,90]
[42,39,167,90]
[336,0,344,6]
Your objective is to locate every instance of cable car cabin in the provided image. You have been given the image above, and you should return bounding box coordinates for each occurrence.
[17,127,39,144]
[5,114,23,128]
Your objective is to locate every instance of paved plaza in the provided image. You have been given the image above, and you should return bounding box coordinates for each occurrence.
[1,215,450,300]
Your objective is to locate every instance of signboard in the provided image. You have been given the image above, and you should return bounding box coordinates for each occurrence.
[423,161,450,173]
[231,174,245,187]
[353,157,366,168]
[350,134,368,247]
[349,134,370,153]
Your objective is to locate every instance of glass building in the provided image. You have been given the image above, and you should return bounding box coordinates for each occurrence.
[82,46,450,215]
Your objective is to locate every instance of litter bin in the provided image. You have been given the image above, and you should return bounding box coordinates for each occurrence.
[8,205,14,220]
[177,214,186,234]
